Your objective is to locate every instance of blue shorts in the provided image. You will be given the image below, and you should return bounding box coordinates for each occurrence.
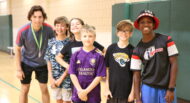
[141,84,177,103]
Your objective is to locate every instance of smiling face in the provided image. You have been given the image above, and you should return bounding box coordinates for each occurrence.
[54,23,68,36]
[30,11,44,29]
[117,27,132,42]
[70,19,83,35]
[81,31,96,48]
[138,16,155,35]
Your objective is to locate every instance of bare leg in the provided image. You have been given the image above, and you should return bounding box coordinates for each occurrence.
[57,99,63,103]
[63,101,71,103]
[19,84,30,103]
[39,83,50,103]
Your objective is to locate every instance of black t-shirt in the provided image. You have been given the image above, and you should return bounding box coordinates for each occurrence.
[60,40,104,63]
[105,43,134,99]
[130,33,179,89]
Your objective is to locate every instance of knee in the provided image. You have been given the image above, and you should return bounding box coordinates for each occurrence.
[40,85,49,94]
[21,85,30,94]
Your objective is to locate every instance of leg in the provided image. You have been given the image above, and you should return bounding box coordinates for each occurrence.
[62,88,72,103]
[39,83,50,103]
[19,62,33,103]
[57,99,63,103]
[35,65,49,103]
[19,84,30,103]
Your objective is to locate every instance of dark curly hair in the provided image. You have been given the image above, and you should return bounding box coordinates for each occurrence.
[27,5,47,21]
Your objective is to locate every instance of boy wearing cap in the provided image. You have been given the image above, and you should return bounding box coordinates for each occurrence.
[131,10,179,103]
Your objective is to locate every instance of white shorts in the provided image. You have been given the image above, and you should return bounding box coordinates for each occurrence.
[51,88,72,101]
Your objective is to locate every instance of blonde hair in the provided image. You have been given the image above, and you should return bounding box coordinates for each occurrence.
[116,19,134,32]
[80,24,96,36]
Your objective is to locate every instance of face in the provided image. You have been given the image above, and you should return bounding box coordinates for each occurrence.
[81,32,95,47]
[117,27,132,41]
[54,23,68,36]
[30,11,44,27]
[70,19,83,34]
[138,16,155,34]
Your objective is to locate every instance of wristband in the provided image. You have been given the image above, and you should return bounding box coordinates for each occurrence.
[168,87,175,92]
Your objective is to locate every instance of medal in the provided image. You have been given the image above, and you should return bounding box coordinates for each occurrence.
[38,51,41,57]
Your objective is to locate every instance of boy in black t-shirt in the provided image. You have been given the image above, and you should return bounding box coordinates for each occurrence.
[105,20,134,103]
[131,10,179,103]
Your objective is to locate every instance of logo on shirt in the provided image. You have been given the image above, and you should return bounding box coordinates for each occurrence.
[113,53,130,67]
[90,58,96,66]
[76,60,81,64]
[144,46,163,60]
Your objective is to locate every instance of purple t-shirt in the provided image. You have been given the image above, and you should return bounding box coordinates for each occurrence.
[69,48,106,103]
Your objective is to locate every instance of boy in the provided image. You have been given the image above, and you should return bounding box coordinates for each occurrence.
[15,5,54,103]
[68,24,106,103]
[105,20,134,103]
[131,10,179,103]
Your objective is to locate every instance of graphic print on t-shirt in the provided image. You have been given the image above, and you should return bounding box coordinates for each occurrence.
[144,46,155,60]
[144,46,164,60]
[113,53,130,67]
[90,58,96,66]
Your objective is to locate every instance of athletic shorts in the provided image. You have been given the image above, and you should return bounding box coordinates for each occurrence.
[51,88,72,101]
[141,84,177,103]
[107,97,134,103]
[21,62,48,84]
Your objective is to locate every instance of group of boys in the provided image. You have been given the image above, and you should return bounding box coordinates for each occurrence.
[15,5,178,103]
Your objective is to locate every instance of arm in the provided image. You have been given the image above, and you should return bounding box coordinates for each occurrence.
[133,71,142,103]
[47,61,56,88]
[55,53,69,69]
[15,45,25,80]
[128,72,135,102]
[55,66,69,87]
[165,56,178,103]
[105,67,112,99]
[70,74,82,91]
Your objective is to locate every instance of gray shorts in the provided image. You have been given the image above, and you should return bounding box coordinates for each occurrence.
[51,87,72,101]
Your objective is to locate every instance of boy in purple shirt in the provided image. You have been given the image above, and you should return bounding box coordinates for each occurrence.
[69,24,106,103]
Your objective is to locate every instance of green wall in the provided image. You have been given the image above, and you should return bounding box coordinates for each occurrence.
[112,0,190,101]
[0,15,13,52]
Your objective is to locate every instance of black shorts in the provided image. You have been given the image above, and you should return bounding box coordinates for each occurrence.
[21,62,48,84]
[107,98,134,103]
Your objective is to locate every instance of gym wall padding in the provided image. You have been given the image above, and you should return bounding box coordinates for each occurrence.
[0,15,13,52]
[112,0,190,101]
[112,3,130,43]
[170,0,190,101]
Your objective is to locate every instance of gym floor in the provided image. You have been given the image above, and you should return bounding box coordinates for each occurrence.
[0,51,107,103]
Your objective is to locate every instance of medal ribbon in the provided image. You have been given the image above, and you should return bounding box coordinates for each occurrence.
[31,24,43,51]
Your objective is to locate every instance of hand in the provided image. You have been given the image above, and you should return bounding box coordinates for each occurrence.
[16,69,25,80]
[55,78,63,87]
[78,89,88,101]
[104,89,112,100]
[135,99,142,103]
[50,78,56,89]
[165,90,174,103]
[128,92,134,102]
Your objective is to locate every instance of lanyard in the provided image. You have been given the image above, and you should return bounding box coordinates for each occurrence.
[31,24,43,50]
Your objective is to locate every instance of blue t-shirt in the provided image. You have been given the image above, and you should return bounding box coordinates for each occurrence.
[44,37,71,89]
[16,23,54,67]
